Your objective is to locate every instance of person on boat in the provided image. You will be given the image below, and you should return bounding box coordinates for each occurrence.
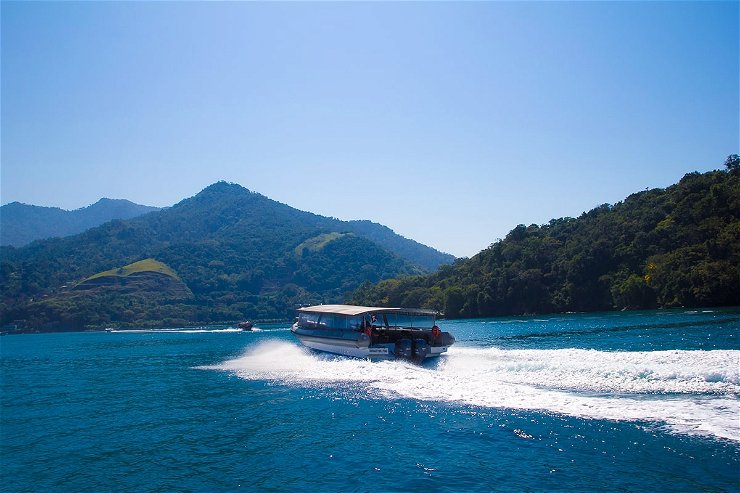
[360,318,372,337]
[432,325,441,338]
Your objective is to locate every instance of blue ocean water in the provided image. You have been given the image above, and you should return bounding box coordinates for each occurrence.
[1,309,738,492]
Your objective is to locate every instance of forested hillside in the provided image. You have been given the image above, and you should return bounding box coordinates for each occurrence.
[351,163,740,317]
[0,182,450,331]
[0,198,160,247]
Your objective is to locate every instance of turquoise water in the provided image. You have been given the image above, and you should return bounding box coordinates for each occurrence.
[1,309,738,492]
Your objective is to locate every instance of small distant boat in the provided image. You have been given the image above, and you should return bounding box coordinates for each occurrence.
[237,321,254,331]
[291,304,455,362]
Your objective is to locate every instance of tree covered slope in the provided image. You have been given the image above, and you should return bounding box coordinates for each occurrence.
[350,167,740,317]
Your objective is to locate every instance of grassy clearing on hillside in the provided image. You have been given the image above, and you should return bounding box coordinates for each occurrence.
[294,232,348,256]
[83,258,180,282]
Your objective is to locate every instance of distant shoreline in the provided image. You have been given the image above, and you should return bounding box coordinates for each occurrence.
[4,305,738,335]
[1,318,293,335]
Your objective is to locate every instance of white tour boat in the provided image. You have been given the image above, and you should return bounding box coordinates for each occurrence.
[291,304,455,361]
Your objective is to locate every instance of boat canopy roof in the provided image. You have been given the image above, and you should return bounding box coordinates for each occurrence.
[297,304,436,317]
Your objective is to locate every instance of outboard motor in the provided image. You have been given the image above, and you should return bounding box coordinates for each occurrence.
[439,332,456,346]
[395,339,412,359]
[413,338,429,361]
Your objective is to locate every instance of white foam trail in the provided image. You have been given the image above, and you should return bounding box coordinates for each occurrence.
[209,341,740,441]
[108,328,248,334]
[209,340,380,383]
[178,328,247,333]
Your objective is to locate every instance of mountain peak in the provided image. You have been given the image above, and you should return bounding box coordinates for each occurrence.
[199,181,253,196]
[0,198,160,247]
[94,197,131,204]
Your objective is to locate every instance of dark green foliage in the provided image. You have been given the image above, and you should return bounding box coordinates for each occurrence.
[14,271,195,331]
[340,220,453,271]
[0,182,438,331]
[293,234,419,299]
[725,154,739,175]
[351,168,740,316]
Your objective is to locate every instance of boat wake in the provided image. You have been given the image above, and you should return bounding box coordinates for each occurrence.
[107,327,255,334]
[208,341,740,441]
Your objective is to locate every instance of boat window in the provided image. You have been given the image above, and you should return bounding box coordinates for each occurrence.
[385,313,434,329]
[317,315,335,329]
[317,314,353,330]
[298,313,321,328]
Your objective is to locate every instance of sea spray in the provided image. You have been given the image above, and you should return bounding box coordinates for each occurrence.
[212,341,740,441]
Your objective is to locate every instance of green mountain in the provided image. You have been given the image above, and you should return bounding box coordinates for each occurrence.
[0,182,452,331]
[350,166,740,317]
[26,259,194,331]
[0,198,161,247]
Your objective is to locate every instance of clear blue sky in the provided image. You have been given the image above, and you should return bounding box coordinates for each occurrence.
[2,1,738,258]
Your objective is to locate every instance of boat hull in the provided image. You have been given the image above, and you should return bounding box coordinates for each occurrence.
[291,326,450,361]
